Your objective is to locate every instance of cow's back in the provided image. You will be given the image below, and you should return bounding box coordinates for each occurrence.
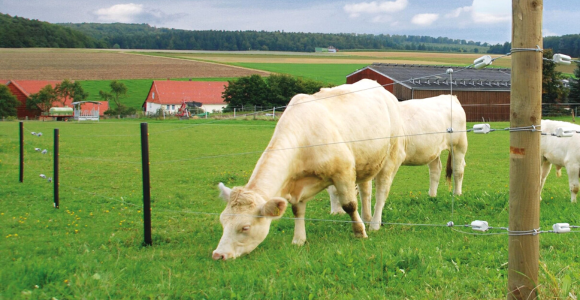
[541,120,580,166]
[398,95,467,165]
[270,79,404,183]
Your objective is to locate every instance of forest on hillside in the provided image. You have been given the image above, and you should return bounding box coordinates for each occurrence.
[59,22,488,52]
[0,13,106,48]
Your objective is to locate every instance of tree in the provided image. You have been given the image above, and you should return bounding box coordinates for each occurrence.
[100,81,135,116]
[26,85,58,113]
[542,49,569,105]
[222,75,270,110]
[55,79,88,104]
[0,85,20,117]
[569,63,580,104]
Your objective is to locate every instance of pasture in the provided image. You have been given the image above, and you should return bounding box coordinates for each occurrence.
[1,118,578,299]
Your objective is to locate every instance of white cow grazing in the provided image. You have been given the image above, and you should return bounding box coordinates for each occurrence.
[540,119,580,203]
[213,79,406,260]
[329,95,468,230]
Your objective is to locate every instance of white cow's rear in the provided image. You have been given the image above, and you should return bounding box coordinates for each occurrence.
[540,119,580,202]
[329,95,468,230]
[213,79,405,260]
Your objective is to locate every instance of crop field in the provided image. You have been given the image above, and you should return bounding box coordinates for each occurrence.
[1,118,579,299]
[0,48,269,80]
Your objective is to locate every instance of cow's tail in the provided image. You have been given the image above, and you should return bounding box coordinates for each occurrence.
[446,151,453,189]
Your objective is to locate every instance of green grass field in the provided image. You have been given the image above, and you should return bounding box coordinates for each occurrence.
[232,63,367,86]
[1,118,578,299]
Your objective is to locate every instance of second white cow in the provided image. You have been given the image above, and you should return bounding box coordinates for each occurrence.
[540,119,580,203]
[329,95,468,230]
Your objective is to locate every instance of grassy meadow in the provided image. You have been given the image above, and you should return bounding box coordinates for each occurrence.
[1,117,579,299]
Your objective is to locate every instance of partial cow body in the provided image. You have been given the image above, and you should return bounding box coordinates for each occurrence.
[540,119,580,202]
[329,95,468,230]
[213,79,405,260]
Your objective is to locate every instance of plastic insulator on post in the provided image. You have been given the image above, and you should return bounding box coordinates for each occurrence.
[554,127,574,137]
[474,55,492,69]
[553,54,572,65]
[446,68,453,74]
[552,223,571,233]
[473,124,491,134]
[471,220,489,232]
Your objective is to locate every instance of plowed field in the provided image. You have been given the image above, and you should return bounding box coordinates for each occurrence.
[0,49,270,80]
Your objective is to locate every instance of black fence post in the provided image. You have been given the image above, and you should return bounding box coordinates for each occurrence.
[19,122,24,183]
[140,123,152,246]
[54,128,59,209]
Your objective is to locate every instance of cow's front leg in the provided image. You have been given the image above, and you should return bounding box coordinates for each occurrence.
[427,157,442,197]
[566,165,579,203]
[335,181,367,238]
[291,202,307,245]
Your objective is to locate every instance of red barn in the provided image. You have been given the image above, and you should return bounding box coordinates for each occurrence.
[2,80,108,119]
[346,63,512,122]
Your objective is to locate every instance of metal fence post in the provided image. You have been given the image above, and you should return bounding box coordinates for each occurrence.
[140,123,153,246]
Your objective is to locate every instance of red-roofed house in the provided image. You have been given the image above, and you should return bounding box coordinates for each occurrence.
[143,80,228,115]
[4,80,108,119]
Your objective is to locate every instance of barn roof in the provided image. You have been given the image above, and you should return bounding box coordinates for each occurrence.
[0,80,9,85]
[8,80,63,97]
[6,80,109,116]
[348,63,512,92]
[145,80,228,106]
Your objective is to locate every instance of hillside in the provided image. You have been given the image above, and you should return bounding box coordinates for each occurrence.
[0,13,105,48]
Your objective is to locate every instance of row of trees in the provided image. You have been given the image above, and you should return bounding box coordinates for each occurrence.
[62,23,487,53]
[488,35,580,57]
[222,74,333,111]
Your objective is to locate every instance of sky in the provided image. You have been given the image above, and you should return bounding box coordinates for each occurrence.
[1,0,579,45]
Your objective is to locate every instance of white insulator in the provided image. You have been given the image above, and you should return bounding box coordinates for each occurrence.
[471,220,489,232]
[554,127,574,137]
[474,55,493,69]
[39,174,46,179]
[446,68,453,74]
[552,223,571,233]
[37,132,43,137]
[473,123,491,134]
[34,148,41,151]
[31,132,36,135]
[553,54,572,65]
[41,149,47,154]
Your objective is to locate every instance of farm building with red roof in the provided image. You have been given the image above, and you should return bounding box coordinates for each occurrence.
[2,80,108,119]
[143,80,228,115]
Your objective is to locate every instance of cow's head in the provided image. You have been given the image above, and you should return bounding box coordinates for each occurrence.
[212,183,287,260]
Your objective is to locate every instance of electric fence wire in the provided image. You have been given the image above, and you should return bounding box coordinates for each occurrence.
[19,48,580,237]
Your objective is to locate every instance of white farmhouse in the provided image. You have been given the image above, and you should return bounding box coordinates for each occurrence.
[142,80,228,115]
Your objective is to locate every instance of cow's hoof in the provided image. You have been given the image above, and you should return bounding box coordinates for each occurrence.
[369,224,381,231]
[354,231,368,238]
[330,209,346,215]
[292,238,306,246]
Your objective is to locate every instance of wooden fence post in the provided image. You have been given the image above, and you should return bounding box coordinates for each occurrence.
[508,0,542,299]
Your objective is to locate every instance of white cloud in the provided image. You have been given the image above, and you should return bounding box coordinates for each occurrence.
[93,3,184,24]
[343,0,408,18]
[471,0,510,24]
[542,28,559,37]
[411,13,439,26]
[445,6,472,18]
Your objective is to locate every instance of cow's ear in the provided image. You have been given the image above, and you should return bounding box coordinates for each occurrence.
[260,197,287,218]
[218,182,231,202]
